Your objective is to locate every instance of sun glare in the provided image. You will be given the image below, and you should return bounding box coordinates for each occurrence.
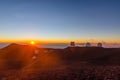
[30,41,35,45]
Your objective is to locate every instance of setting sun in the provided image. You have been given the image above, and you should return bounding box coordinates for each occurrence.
[30,41,35,45]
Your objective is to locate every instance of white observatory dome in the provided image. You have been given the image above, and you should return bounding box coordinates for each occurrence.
[86,42,91,47]
[97,43,102,47]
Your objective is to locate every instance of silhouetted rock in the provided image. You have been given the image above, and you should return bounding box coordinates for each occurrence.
[0,43,36,70]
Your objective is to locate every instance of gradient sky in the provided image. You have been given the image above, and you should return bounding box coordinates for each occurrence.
[0,0,120,43]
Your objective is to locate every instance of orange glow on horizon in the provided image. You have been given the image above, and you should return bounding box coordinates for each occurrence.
[0,39,120,44]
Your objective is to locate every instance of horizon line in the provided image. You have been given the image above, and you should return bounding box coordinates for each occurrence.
[0,39,120,44]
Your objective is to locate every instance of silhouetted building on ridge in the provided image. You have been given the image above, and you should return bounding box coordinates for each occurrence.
[97,42,102,47]
[86,42,91,47]
[70,42,75,47]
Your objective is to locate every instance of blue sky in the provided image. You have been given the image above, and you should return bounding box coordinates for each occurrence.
[0,0,120,43]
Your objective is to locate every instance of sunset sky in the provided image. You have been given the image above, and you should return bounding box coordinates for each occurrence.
[0,0,120,43]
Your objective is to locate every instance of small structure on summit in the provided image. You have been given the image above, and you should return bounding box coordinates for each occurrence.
[97,42,102,47]
[70,42,75,47]
[86,42,91,47]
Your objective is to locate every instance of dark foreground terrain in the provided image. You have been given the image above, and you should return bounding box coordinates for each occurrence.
[0,43,120,80]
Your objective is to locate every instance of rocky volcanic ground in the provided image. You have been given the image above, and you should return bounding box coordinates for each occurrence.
[0,43,120,80]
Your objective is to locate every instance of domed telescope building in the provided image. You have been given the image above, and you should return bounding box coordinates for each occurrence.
[97,42,102,47]
[70,42,75,47]
[86,42,91,47]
